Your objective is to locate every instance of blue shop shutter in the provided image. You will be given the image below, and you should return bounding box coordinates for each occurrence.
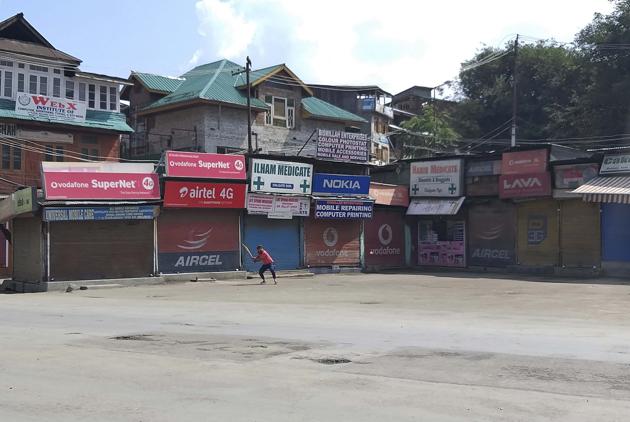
[243,215,301,271]
[602,203,630,262]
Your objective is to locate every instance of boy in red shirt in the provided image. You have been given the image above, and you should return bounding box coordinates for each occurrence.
[253,245,277,285]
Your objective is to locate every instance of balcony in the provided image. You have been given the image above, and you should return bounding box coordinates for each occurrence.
[359,98,393,119]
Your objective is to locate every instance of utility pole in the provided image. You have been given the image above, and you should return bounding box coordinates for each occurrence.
[511,34,519,148]
[233,56,253,153]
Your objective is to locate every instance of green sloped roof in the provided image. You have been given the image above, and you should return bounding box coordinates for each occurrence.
[133,72,183,93]
[0,98,133,132]
[301,96,367,123]
[234,64,283,88]
[143,59,268,112]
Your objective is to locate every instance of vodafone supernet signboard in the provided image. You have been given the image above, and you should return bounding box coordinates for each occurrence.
[165,151,246,179]
[43,172,160,200]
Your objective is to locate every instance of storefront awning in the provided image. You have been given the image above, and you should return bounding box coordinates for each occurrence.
[407,197,465,216]
[572,176,630,204]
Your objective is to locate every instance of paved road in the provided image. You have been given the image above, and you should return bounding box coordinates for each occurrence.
[2,273,630,421]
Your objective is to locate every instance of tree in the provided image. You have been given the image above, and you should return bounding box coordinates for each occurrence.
[398,104,459,158]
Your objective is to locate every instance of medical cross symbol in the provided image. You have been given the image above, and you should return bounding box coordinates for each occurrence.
[253,176,265,191]
[411,184,419,195]
[300,179,310,193]
[448,183,456,194]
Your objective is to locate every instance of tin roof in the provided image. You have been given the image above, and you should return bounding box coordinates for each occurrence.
[572,176,630,204]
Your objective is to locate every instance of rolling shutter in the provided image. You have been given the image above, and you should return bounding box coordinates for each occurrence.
[305,218,361,266]
[560,200,600,268]
[516,200,559,266]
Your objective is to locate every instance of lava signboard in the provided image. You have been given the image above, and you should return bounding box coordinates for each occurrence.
[158,209,240,273]
[312,173,370,196]
[250,159,313,194]
[165,151,246,179]
[499,172,552,198]
[163,181,246,208]
[409,159,463,197]
[501,149,548,175]
[42,172,160,200]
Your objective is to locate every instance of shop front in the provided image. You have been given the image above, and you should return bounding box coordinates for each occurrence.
[467,200,516,268]
[158,152,247,274]
[0,187,38,278]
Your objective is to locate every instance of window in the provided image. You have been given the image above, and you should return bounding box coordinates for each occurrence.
[65,80,74,99]
[2,71,11,97]
[53,69,61,74]
[53,77,60,97]
[216,146,243,154]
[29,64,48,73]
[80,134,98,144]
[109,86,117,110]
[0,60,13,67]
[91,148,99,158]
[88,84,96,108]
[13,147,21,170]
[17,63,24,69]
[29,75,37,94]
[45,145,53,161]
[17,73,24,92]
[81,147,89,157]
[287,98,295,129]
[39,76,47,95]
[264,95,294,129]
[264,95,272,125]
[55,146,64,162]
[78,82,86,101]
[2,145,10,169]
[99,86,107,109]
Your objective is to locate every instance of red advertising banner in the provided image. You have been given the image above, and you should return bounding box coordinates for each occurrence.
[501,149,548,175]
[305,219,360,266]
[364,210,405,267]
[165,151,246,179]
[499,172,552,198]
[369,183,409,207]
[163,181,246,208]
[43,172,160,200]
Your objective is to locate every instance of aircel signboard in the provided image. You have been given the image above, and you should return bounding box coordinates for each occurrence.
[42,172,160,200]
[165,151,246,179]
[410,159,463,197]
[312,173,370,196]
[15,92,87,122]
[163,181,246,208]
[250,159,313,194]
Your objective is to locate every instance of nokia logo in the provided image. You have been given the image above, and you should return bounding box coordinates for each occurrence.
[323,179,361,190]
[503,177,542,189]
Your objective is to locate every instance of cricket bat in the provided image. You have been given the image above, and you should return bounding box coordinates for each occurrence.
[241,243,254,259]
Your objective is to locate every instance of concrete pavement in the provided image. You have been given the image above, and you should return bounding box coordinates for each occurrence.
[1,273,630,421]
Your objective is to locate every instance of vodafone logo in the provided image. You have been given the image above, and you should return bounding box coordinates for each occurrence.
[323,227,338,247]
[234,159,244,171]
[142,177,155,190]
[378,224,393,246]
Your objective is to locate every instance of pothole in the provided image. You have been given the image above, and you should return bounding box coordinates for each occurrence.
[313,358,352,365]
[359,301,382,305]
[110,334,157,341]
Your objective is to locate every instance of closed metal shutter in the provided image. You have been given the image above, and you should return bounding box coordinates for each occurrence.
[560,200,600,268]
[468,201,516,267]
[364,209,405,267]
[305,218,361,266]
[516,200,559,266]
[601,203,630,262]
[243,215,301,271]
[50,220,154,280]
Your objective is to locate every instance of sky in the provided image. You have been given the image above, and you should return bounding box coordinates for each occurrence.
[0,0,615,95]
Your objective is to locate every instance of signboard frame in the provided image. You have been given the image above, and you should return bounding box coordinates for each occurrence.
[250,158,313,195]
[164,151,246,179]
[316,129,369,163]
[409,159,463,197]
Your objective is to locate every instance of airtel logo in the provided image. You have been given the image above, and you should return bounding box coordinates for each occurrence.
[503,177,542,189]
[179,187,189,198]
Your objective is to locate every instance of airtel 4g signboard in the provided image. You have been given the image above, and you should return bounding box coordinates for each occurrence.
[163,181,246,208]
[312,173,370,196]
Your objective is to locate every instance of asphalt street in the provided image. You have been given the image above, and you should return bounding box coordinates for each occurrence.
[2,273,630,421]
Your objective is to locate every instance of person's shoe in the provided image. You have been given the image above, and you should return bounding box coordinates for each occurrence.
[273,279,278,285]
[260,280,266,285]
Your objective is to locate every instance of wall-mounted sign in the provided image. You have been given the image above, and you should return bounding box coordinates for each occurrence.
[527,214,547,245]
[409,159,463,197]
[407,197,465,216]
[314,199,373,219]
[466,160,502,177]
[316,129,369,163]
[42,172,160,200]
[163,181,246,208]
[246,193,310,217]
[0,187,37,222]
[250,159,313,194]
[553,163,599,189]
[600,154,630,175]
[369,183,409,207]
[43,206,158,222]
[165,151,246,179]
[499,172,552,199]
[15,92,86,122]
[312,173,370,196]
[501,149,548,175]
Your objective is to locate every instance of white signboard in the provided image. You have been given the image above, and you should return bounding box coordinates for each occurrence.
[15,92,87,123]
[250,159,313,194]
[410,159,463,197]
[247,193,310,217]
[600,154,630,174]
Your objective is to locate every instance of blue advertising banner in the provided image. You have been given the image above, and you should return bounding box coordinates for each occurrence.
[43,206,158,222]
[312,173,370,196]
[315,199,374,219]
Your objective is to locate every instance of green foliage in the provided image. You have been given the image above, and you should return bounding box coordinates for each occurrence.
[399,104,459,158]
